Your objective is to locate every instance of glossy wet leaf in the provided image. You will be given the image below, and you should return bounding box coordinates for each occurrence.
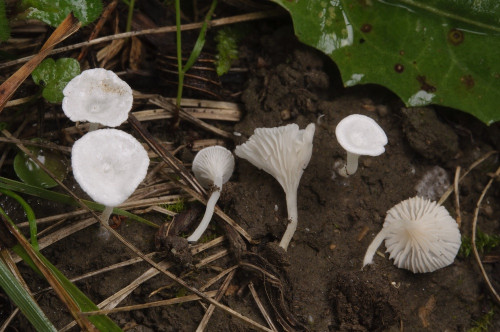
[22,0,103,27]
[32,58,80,103]
[271,0,500,124]
[14,143,68,189]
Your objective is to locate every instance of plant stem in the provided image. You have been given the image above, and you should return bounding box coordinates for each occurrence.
[125,0,135,32]
[175,0,183,109]
[175,0,218,109]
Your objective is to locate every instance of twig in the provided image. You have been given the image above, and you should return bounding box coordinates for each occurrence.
[0,13,81,111]
[438,150,498,205]
[471,166,500,304]
[77,0,119,61]
[0,10,283,69]
[249,282,279,332]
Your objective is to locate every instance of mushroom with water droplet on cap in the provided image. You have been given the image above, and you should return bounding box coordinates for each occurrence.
[62,68,133,131]
[335,114,387,177]
[235,123,315,251]
[187,146,235,243]
[71,129,150,226]
[363,196,461,273]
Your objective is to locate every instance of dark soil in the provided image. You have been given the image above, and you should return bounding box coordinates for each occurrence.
[1,3,499,332]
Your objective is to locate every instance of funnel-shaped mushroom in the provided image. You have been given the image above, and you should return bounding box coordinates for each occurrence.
[363,196,461,273]
[71,129,149,224]
[62,68,133,130]
[335,114,387,177]
[187,146,235,243]
[235,123,315,251]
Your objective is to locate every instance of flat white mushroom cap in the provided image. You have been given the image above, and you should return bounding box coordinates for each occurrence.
[192,146,235,188]
[71,129,149,207]
[381,196,461,273]
[62,68,133,127]
[234,123,315,194]
[335,114,387,156]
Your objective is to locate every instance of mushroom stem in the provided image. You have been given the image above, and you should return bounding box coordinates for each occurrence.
[100,205,114,224]
[339,152,360,177]
[187,176,223,243]
[279,190,298,251]
[362,228,387,268]
[88,123,99,132]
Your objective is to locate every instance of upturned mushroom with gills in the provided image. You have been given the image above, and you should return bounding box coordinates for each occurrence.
[235,123,315,251]
[187,146,235,243]
[335,114,388,177]
[363,196,461,273]
[71,129,150,227]
[62,68,133,131]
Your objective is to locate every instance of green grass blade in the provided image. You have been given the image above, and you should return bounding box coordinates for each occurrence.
[1,209,122,331]
[0,259,57,331]
[183,0,218,72]
[0,188,39,250]
[0,176,158,228]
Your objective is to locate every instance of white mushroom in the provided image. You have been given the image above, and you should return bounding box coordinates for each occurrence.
[71,129,149,224]
[235,123,315,251]
[187,146,235,243]
[335,114,387,177]
[62,68,133,130]
[363,196,461,273]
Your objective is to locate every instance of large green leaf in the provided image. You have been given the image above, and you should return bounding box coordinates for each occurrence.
[271,0,500,125]
[22,0,103,27]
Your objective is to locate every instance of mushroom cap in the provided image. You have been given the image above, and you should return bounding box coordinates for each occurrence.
[335,114,387,156]
[234,123,315,194]
[382,196,461,273]
[192,146,235,188]
[62,68,133,127]
[71,129,149,207]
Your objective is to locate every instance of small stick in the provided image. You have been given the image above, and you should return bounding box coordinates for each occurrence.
[438,150,498,205]
[471,166,500,304]
[453,166,461,227]
[249,282,279,332]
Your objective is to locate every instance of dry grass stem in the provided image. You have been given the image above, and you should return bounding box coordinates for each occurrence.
[150,96,234,139]
[453,166,461,227]
[0,10,283,70]
[196,270,237,332]
[200,265,238,292]
[133,105,241,122]
[61,237,225,331]
[249,282,279,332]
[438,150,498,205]
[80,290,218,316]
[195,249,229,269]
[471,166,500,304]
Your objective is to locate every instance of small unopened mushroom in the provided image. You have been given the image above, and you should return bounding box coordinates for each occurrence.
[335,114,387,177]
[363,196,461,273]
[235,123,315,251]
[187,146,235,243]
[62,68,133,130]
[71,129,149,225]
